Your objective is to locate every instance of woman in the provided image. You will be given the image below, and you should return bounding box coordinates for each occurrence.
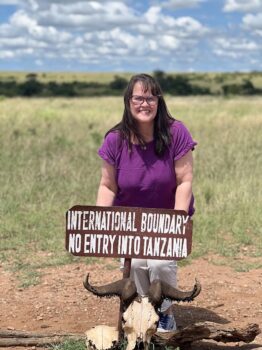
[96,73,197,331]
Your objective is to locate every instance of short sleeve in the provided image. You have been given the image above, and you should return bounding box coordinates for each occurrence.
[98,131,120,165]
[171,121,197,161]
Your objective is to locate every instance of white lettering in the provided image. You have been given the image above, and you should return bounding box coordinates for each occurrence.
[100,212,107,230]
[153,237,160,256]
[109,235,116,254]
[117,235,121,253]
[119,212,126,231]
[152,214,159,233]
[90,234,96,253]
[141,213,147,232]
[166,237,173,257]
[96,234,103,253]
[128,236,134,255]
[105,211,112,230]
[146,237,153,256]
[169,215,176,234]
[95,212,101,230]
[146,213,153,232]
[158,214,165,233]
[67,211,71,230]
[68,233,75,252]
[182,239,188,257]
[164,215,171,233]
[132,213,137,232]
[82,211,89,230]
[70,211,78,230]
[182,216,189,235]
[120,235,128,254]
[84,234,90,253]
[114,212,121,231]
[102,235,109,254]
[160,238,166,257]
[143,236,149,255]
[176,215,182,235]
[172,238,180,257]
[74,233,81,253]
[134,237,140,255]
[89,211,95,230]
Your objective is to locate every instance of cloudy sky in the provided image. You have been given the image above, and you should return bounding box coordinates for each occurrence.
[0,0,261,72]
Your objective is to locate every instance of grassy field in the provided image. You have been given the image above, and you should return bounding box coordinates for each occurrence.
[0,95,261,284]
[0,71,132,83]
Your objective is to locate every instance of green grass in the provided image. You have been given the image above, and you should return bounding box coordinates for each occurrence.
[50,339,86,350]
[0,96,261,284]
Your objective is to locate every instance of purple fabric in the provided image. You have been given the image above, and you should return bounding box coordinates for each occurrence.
[98,120,197,216]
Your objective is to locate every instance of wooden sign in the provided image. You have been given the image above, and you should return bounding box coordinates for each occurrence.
[65,206,193,260]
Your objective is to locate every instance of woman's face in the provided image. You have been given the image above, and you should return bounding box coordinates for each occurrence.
[129,82,158,126]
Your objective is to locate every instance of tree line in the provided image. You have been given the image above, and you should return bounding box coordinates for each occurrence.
[0,71,261,97]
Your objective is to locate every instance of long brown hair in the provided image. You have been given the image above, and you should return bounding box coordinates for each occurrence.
[106,73,175,156]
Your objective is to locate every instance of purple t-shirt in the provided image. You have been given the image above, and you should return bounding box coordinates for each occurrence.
[98,121,197,216]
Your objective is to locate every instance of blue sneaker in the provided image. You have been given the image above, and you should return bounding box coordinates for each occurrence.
[157,312,177,332]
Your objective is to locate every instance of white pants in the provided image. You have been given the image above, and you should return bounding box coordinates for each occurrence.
[121,258,177,312]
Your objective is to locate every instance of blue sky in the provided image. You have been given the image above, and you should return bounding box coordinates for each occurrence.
[0,0,261,72]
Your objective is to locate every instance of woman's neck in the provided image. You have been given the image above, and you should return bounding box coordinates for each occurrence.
[137,123,154,142]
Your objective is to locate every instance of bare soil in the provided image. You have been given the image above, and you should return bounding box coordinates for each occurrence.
[0,256,261,349]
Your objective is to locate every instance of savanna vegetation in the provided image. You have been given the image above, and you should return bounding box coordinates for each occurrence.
[0,94,261,288]
[0,71,262,97]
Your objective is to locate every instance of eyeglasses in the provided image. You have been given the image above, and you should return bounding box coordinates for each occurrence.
[130,95,160,106]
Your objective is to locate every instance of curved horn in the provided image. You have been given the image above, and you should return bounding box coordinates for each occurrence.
[83,274,137,306]
[148,279,201,305]
[147,280,162,306]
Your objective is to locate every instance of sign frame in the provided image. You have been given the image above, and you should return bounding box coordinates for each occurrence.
[65,205,193,261]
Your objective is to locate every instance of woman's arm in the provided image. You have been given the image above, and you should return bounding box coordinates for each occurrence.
[96,160,118,206]
[174,150,194,213]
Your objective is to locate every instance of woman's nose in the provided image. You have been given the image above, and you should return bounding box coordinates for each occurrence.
[141,98,150,106]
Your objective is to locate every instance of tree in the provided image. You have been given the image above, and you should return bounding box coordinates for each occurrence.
[109,76,128,90]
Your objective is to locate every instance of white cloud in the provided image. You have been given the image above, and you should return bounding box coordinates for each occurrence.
[10,10,36,28]
[139,7,208,39]
[0,50,15,59]
[172,16,208,37]
[213,36,261,61]
[161,35,180,49]
[0,36,47,48]
[144,6,161,24]
[215,37,259,51]
[17,1,138,30]
[9,10,72,42]
[243,13,262,35]
[162,0,206,10]
[223,0,262,13]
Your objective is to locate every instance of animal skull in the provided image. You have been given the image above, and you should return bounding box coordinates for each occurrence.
[123,297,159,350]
[85,325,118,350]
[83,274,201,350]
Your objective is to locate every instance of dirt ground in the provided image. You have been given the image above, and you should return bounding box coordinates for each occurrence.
[0,256,261,350]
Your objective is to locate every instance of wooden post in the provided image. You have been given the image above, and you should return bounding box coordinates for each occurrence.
[65,206,193,343]
[118,258,131,341]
